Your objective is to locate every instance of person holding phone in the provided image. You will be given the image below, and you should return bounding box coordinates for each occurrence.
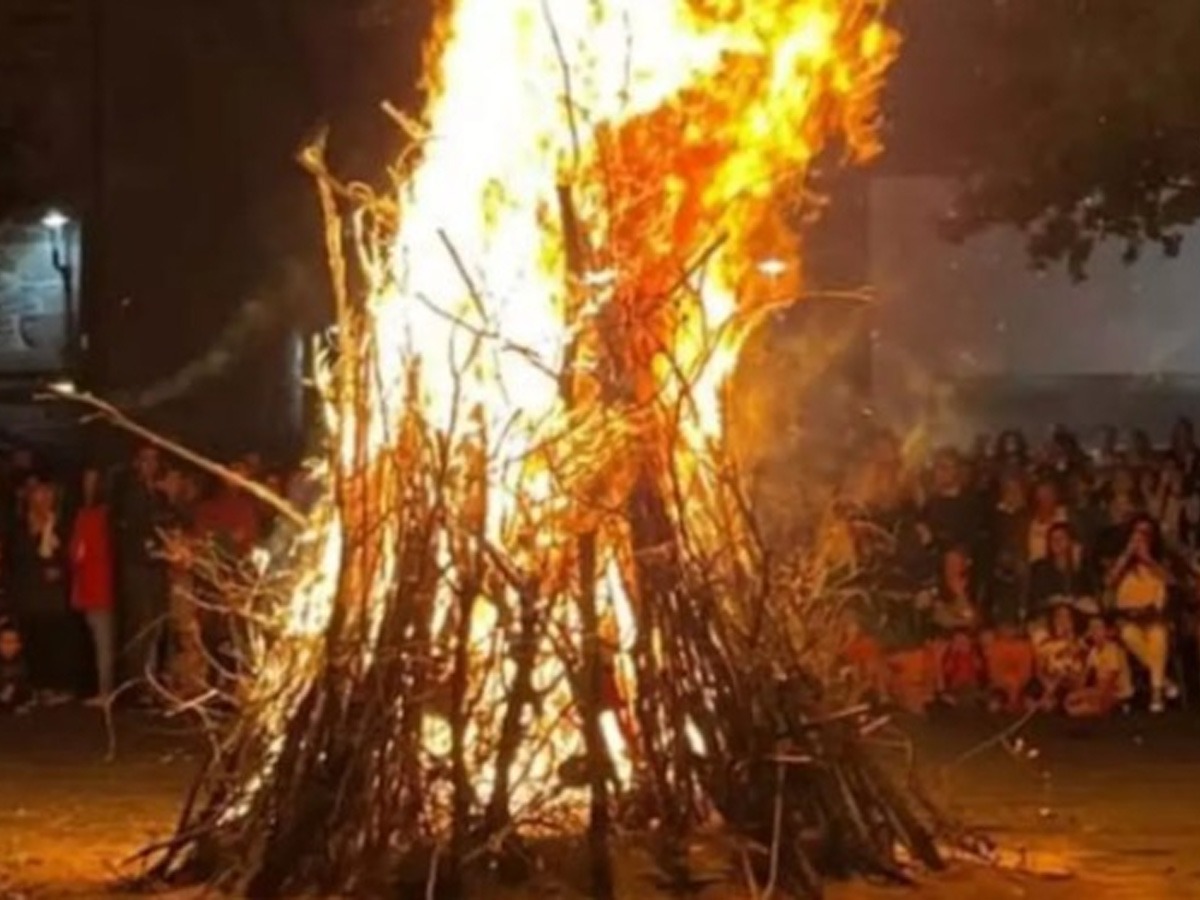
[1107,514,1177,712]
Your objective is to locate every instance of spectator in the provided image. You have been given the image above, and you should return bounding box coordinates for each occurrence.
[981,623,1034,713]
[1046,427,1086,476]
[1147,456,1191,549]
[1169,417,1199,486]
[70,467,116,706]
[158,466,207,698]
[1127,429,1155,469]
[987,470,1029,626]
[1032,604,1087,713]
[939,630,984,705]
[0,620,31,713]
[1028,523,1096,619]
[194,461,264,558]
[114,444,171,690]
[1081,615,1133,714]
[1026,479,1069,563]
[920,448,985,559]
[931,545,982,633]
[841,615,887,701]
[993,429,1029,472]
[1064,467,1104,553]
[10,478,77,703]
[1095,466,1143,565]
[1094,425,1121,470]
[1108,515,1177,713]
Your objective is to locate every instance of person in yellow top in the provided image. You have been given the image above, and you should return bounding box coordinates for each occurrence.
[1107,515,1178,713]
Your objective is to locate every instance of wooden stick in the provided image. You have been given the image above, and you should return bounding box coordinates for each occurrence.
[43,386,309,527]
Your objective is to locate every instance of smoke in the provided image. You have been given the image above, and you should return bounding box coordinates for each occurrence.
[108,260,317,413]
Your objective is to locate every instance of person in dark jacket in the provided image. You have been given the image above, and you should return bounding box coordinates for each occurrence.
[114,445,171,688]
[1027,523,1097,620]
[10,477,77,702]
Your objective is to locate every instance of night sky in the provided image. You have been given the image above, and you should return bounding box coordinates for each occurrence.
[1,0,1193,454]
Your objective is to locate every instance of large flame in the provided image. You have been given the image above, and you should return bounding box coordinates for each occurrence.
[257,0,896,831]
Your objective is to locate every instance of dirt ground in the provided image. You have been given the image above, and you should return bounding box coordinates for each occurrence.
[1,709,1199,899]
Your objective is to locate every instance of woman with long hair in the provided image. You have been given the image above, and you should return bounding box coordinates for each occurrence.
[1027,522,1096,618]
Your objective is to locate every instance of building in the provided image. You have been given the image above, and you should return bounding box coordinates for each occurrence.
[0,0,94,455]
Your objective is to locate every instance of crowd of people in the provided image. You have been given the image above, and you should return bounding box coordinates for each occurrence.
[0,444,279,713]
[838,418,1200,718]
[6,416,1200,722]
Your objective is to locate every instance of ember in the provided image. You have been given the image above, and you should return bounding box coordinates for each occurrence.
[142,1,944,897]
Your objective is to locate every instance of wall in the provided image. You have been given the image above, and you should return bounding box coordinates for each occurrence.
[0,214,78,375]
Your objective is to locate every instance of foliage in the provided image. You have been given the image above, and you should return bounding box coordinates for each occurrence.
[929,0,1200,279]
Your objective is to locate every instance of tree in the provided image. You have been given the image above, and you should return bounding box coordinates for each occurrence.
[911,0,1200,279]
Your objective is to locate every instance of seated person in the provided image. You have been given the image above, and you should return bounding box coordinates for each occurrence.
[981,624,1035,714]
[0,620,31,713]
[841,615,887,701]
[928,545,985,705]
[1032,604,1088,712]
[885,644,939,716]
[939,630,984,704]
[930,545,983,633]
[1064,616,1135,718]
[1107,515,1179,713]
[1027,523,1097,618]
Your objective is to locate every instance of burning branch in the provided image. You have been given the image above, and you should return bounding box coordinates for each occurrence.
[134,1,952,898]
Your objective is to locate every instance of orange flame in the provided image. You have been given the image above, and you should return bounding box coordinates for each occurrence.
[259,0,897,829]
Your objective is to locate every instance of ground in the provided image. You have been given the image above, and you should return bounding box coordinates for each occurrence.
[1,710,1199,899]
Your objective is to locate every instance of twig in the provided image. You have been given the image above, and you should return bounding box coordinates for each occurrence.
[762,761,785,900]
[949,705,1041,768]
[43,387,308,528]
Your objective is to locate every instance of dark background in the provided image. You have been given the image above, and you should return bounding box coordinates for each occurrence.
[0,0,436,458]
[2,0,1194,459]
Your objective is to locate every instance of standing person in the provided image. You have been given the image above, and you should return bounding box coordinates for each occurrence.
[193,459,264,558]
[157,466,207,698]
[920,448,986,561]
[10,477,77,702]
[1026,479,1069,564]
[114,444,170,691]
[1107,515,1178,713]
[988,471,1030,626]
[70,467,116,706]
[192,462,265,695]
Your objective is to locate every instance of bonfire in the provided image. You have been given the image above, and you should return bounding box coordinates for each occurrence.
[138,0,945,896]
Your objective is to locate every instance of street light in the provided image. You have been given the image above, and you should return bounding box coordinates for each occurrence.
[41,210,69,233]
[41,209,76,370]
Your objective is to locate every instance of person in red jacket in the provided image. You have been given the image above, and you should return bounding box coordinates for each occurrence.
[71,467,116,706]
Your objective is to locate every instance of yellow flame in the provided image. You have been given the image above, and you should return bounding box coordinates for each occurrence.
[257,0,897,832]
